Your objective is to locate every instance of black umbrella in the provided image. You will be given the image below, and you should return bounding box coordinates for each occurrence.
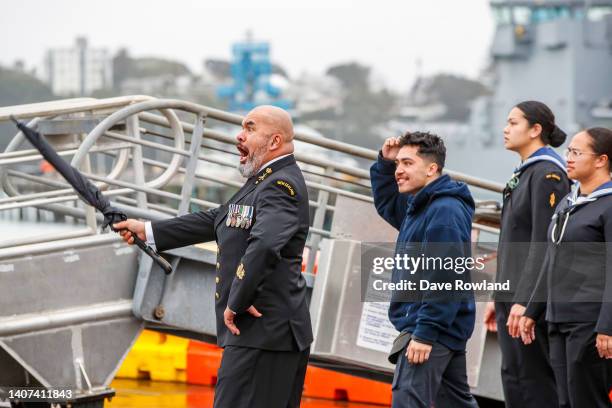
[10,116,173,274]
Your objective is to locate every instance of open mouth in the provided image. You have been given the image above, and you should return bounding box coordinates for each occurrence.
[237,144,249,164]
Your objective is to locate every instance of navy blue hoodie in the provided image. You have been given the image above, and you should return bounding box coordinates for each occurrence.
[370,153,476,351]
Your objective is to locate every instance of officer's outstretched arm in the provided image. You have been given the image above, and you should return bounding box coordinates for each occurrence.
[151,207,220,252]
[227,181,300,313]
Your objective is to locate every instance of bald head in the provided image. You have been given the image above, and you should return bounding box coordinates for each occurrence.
[236,105,295,177]
[249,105,294,143]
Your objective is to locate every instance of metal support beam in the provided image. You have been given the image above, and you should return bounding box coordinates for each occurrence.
[178,113,207,215]
[127,114,148,209]
[306,167,333,274]
[0,301,133,337]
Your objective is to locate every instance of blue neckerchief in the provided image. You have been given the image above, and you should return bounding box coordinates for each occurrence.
[551,180,612,243]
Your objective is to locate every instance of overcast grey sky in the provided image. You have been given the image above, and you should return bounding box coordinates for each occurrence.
[1,0,495,91]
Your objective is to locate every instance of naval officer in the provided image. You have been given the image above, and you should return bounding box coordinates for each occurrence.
[115,105,313,408]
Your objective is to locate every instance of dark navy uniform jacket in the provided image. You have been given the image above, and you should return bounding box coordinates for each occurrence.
[496,148,571,303]
[526,181,612,334]
[151,155,313,351]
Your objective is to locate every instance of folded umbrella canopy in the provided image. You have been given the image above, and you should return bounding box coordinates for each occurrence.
[10,116,173,274]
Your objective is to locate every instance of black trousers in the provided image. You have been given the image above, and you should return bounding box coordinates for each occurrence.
[495,302,558,408]
[548,321,612,408]
[213,345,310,408]
[391,341,478,408]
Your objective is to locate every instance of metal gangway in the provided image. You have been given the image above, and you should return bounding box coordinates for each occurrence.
[0,96,505,407]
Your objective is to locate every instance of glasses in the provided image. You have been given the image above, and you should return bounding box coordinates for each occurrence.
[564,147,600,159]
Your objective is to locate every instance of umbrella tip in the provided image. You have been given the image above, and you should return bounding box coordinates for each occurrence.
[9,115,20,126]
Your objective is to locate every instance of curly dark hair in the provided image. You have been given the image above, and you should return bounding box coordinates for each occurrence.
[398,131,446,172]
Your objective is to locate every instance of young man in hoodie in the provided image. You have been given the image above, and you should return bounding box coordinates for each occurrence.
[370,131,478,408]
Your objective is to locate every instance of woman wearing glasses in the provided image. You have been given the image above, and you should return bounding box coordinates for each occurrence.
[521,127,612,407]
[483,101,571,407]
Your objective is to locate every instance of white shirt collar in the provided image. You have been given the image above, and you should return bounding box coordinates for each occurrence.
[257,153,292,174]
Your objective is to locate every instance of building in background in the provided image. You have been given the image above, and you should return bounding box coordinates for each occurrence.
[42,37,113,96]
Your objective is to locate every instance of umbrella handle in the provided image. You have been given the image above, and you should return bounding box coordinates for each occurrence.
[132,235,173,274]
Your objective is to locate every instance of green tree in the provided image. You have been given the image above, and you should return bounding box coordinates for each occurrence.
[0,66,57,150]
[112,49,192,91]
[327,63,370,91]
[325,62,397,148]
[411,74,490,121]
[0,67,54,107]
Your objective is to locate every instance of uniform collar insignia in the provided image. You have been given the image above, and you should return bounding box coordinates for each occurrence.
[253,155,296,185]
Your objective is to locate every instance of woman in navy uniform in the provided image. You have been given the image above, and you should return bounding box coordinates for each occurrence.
[483,101,570,407]
[521,127,612,408]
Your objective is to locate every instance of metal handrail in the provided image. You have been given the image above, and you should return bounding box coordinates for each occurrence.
[137,109,504,191]
[0,96,503,257]
[0,95,154,121]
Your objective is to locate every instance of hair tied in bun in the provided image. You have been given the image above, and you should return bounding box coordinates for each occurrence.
[549,125,567,148]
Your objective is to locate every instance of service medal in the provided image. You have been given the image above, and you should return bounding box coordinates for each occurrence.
[226,204,234,227]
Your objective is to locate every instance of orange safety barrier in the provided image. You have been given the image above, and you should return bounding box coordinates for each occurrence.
[186,341,223,386]
[303,365,391,405]
[185,339,392,405]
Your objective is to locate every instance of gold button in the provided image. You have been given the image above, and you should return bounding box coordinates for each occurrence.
[216,262,220,269]
[215,276,220,284]
[215,292,219,299]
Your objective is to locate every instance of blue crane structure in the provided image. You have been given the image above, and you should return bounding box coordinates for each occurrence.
[217,39,292,112]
